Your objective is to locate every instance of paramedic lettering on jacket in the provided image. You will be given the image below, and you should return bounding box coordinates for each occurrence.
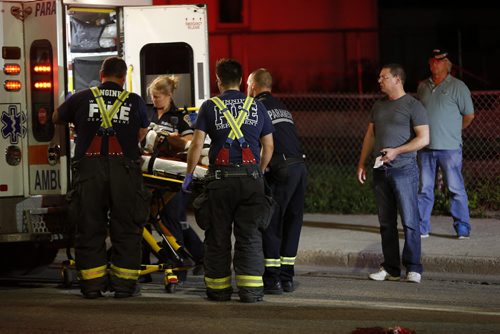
[53,57,150,299]
[183,58,274,303]
[247,68,307,294]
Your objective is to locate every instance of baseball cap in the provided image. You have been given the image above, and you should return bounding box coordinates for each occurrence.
[430,48,448,60]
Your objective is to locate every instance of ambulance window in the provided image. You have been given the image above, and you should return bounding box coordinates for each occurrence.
[140,43,194,108]
[218,0,248,27]
[68,9,117,53]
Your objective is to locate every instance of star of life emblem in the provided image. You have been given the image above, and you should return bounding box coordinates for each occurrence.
[1,105,27,144]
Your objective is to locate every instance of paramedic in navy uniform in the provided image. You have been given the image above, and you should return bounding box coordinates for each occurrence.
[142,75,203,283]
[183,58,274,303]
[54,57,150,299]
[247,68,307,294]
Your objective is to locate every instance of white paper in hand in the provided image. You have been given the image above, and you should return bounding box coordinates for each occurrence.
[373,156,384,169]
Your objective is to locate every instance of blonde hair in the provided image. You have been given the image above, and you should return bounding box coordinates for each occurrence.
[148,75,179,97]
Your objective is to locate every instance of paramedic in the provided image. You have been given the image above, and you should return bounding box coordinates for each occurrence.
[141,75,204,283]
[357,63,429,284]
[54,56,150,299]
[247,68,307,294]
[183,58,274,303]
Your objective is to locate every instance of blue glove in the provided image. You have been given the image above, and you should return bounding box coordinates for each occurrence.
[188,112,198,126]
[182,173,193,193]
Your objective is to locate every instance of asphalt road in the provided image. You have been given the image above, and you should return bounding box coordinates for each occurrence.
[1,265,499,334]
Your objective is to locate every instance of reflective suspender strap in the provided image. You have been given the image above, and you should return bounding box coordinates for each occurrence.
[88,87,131,156]
[78,264,108,281]
[204,275,232,290]
[280,256,296,266]
[109,263,141,281]
[264,258,281,268]
[235,274,263,288]
[211,96,257,165]
[90,87,131,129]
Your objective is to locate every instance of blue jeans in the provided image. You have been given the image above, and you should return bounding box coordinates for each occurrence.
[373,162,422,276]
[417,149,470,235]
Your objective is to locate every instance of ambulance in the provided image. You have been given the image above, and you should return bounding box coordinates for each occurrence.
[0,0,210,273]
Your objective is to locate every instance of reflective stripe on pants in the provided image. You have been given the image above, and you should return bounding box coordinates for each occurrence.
[236,275,263,288]
[204,275,232,290]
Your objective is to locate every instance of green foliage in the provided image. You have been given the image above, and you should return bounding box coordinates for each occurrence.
[305,164,500,217]
[305,165,377,214]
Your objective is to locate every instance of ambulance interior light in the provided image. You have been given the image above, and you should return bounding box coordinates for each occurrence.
[4,64,21,75]
[4,80,22,91]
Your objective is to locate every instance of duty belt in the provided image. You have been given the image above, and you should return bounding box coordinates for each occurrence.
[284,156,304,165]
[206,165,262,181]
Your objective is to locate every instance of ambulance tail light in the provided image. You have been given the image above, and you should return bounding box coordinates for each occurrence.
[34,81,52,90]
[30,40,55,142]
[4,63,21,75]
[4,80,22,91]
[33,65,51,73]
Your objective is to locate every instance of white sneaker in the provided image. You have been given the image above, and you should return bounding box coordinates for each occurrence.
[406,272,421,283]
[421,233,429,238]
[368,268,400,281]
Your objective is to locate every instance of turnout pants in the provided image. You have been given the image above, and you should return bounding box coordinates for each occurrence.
[203,171,267,300]
[69,156,150,294]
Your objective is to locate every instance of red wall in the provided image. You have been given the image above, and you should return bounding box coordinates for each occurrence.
[154,0,379,93]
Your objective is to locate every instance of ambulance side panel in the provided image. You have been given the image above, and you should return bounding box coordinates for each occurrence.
[0,1,27,200]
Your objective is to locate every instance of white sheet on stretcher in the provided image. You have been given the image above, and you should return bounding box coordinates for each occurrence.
[141,155,207,180]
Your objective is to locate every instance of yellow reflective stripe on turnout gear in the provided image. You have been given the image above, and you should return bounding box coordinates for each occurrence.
[204,275,232,290]
[90,86,131,129]
[109,263,141,280]
[78,264,108,281]
[264,258,281,267]
[280,256,296,266]
[235,275,263,287]
[210,96,254,141]
[228,96,253,140]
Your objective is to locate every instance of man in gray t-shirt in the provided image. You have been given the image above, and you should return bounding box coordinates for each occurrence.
[357,63,429,284]
[417,48,475,239]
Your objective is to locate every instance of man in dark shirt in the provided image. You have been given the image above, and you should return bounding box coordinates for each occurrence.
[247,68,307,294]
[54,57,150,299]
[357,63,429,284]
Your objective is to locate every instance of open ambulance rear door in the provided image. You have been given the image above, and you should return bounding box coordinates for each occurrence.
[122,4,210,108]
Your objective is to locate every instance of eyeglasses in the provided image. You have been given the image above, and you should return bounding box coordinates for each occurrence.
[378,75,393,81]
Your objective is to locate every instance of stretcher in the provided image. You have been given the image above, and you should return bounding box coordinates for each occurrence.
[61,155,207,293]
[139,155,207,292]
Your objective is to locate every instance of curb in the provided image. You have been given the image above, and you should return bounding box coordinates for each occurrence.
[296,249,500,276]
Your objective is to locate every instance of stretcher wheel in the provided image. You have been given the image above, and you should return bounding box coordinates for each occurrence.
[164,272,178,293]
[61,266,73,288]
[165,283,177,293]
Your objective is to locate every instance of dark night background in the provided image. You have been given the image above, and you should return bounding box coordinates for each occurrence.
[378,1,500,92]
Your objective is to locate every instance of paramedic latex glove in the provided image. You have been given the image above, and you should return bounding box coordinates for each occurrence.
[182,173,193,193]
[188,112,198,126]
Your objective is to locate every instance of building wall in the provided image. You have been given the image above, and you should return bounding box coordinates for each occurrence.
[154,0,379,93]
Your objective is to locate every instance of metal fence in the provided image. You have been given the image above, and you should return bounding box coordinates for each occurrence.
[277,91,500,216]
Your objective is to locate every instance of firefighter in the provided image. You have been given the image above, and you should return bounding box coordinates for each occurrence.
[247,68,307,294]
[183,58,274,303]
[54,57,150,299]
